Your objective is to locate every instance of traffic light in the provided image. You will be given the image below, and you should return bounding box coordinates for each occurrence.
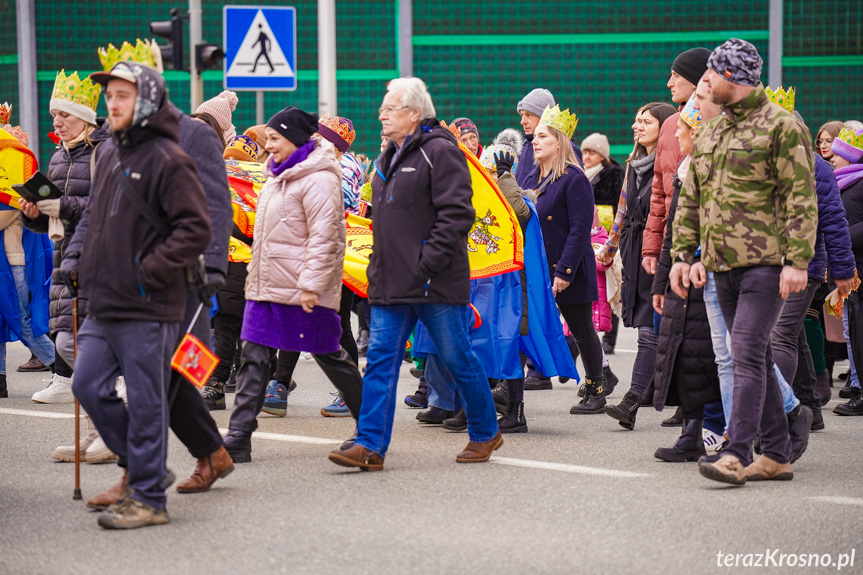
[149,8,185,71]
[196,44,224,71]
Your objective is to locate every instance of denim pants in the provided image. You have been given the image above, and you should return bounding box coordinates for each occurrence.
[0,265,55,374]
[841,311,860,389]
[703,272,798,434]
[714,266,791,465]
[357,303,498,456]
[771,279,822,412]
[425,354,461,412]
[73,318,179,510]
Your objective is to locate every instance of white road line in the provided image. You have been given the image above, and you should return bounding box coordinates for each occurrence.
[0,407,74,419]
[491,456,650,478]
[808,496,863,507]
[612,348,638,354]
[217,428,340,445]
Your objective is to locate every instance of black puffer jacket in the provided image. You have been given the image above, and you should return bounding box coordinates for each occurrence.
[22,120,111,333]
[591,159,625,214]
[652,175,720,412]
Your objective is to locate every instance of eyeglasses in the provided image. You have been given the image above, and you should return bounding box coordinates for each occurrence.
[378,106,409,115]
[816,138,834,147]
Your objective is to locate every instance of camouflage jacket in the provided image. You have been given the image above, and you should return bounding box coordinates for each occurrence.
[670,85,817,271]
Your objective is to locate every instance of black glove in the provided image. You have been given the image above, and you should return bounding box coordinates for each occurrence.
[494,151,515,178]
[197,270,226,306]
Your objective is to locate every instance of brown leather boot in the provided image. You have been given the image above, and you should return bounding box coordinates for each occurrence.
[328,444,384,471]
[745,455,793,481]
[456,431,504,463]
[87,468,129,510]
[176,447,235,493]
[17,354,51,372]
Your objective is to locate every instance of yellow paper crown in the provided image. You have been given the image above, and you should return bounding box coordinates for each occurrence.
[837,125,863,151]
[0,102,10,125]
[98,39,163,73]
[51,70,101,112]
[680,93,703,129]
[539,105,578,140]
[765,86,795,113]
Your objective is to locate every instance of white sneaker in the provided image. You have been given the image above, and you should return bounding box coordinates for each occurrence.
[52,415,98,461]
[115,376,127,402]
[84,434,117,464]
[302,352,313,362]
[31,374,74,404]
[702,428,725,452]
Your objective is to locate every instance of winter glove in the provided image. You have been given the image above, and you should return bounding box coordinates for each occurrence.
[197,270,226,306]
[494,151,515,178]
[36,199,61,218]
[62,269,78,298]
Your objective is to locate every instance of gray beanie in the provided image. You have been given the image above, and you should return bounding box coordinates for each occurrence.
[517,88,556,118]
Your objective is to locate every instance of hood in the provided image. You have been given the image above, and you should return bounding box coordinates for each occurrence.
[265,137,342,183]
[110,64,179,148]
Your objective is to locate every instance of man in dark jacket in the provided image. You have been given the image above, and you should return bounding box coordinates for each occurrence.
[65,62,211,529]
[329,77,501,471]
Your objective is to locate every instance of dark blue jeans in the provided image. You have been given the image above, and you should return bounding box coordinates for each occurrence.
[714,266,791,466]
[356,303,498,456]
[73,318,180,510]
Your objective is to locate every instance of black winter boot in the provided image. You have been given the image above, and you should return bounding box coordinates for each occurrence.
[498,401,528,433]
[654,419,706,462]
[442,409,468,432]
[0,373,7,398]
[404,376,428,408]
[491,381,508,415]
[834,387,863,416]
[661,405,683,427]
[602,365,619,397]
[201,380,226,411]
[604,389,640,430]
[570,377,607,414]
[223,430,252,463]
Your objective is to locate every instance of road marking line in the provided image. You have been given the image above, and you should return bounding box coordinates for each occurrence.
[491,456,650,478]
[217,428,340,445]
[612,348,637,353]
[808,496,863,507]
[0,407,74,419]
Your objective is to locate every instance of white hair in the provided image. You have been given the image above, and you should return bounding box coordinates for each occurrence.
[387,77,436,120]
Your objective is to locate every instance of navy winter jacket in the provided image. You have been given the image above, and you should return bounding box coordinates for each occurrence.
[810,155,856,281]
[515,134,583,190]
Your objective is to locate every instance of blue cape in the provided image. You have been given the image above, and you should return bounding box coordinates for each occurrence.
[0,207,54,343]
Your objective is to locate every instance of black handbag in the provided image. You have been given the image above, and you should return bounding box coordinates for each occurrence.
[109,150,207,291]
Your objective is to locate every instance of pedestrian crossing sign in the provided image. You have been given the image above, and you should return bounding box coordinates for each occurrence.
[223,5,297,91]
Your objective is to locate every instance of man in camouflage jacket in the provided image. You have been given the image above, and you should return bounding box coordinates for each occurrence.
[669,39,817,485]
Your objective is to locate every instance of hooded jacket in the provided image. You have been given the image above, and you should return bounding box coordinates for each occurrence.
[244,139,345,311]
[23,120,111,334]
[73,66,211,322]
[368,120,475,305]
[642,111,683,258]
[809,155,855,281]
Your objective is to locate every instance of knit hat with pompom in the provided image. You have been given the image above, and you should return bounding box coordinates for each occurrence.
[196,90,239,141]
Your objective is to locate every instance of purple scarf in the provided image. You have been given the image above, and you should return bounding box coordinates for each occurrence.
[836,164,863,191]
[269,140,315,177]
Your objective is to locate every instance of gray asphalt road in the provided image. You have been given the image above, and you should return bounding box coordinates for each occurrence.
[2,326,862,575]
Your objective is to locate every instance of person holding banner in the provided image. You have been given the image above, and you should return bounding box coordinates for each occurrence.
[63,62,212,529]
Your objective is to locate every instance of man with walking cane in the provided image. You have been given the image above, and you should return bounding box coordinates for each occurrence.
[62,62,211,529]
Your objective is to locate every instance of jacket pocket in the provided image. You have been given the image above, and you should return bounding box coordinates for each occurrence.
[384,169,419,208]
[726,144,770,182]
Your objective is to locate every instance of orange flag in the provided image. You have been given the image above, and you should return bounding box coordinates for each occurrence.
[171,333,220,388]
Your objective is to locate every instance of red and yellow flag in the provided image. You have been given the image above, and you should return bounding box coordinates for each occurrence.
[171,333,220,388]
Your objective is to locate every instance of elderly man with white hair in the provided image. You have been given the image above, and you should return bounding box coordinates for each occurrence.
[328,77,502,471]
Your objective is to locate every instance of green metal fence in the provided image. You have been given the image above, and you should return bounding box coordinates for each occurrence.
[0,1,860,169]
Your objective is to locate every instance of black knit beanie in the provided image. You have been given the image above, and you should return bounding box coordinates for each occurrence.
[671,48,712,86]
[267,106,319,147]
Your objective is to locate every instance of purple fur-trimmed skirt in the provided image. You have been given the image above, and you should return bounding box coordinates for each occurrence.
[240,300,342,354]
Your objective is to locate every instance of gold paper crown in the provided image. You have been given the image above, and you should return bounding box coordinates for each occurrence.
[0,102,11,125]
[765,86,795,113]
[837,125,863,151]
[680,93,703,129]
[319,114,356,147]
[98,39,163,73]
[51,70,101,112]
[539,105,578,140]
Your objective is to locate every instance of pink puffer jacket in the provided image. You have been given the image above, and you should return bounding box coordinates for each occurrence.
[591,212,613,332]
[244,139,345,311]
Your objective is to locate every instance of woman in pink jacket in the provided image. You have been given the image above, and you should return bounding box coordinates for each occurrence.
[223,107,364,463]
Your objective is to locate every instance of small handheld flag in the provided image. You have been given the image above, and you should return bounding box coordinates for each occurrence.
[171,303,220,388]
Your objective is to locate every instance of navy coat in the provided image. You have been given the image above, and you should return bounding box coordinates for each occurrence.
[809,155,855,282]
[531,165,598,305]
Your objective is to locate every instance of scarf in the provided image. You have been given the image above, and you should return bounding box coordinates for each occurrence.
[269,140,316,178]
[585,163,603,183]
[836,164,863,191]
[630,152,655,189]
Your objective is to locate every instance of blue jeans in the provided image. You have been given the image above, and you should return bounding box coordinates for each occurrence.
[425,354,461,411]
[703,273,798,433]
[0,265,55,374]
[841,312,860,388]
[357,303,498,456]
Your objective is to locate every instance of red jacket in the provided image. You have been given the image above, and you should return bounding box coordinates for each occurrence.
[642,110,682,259]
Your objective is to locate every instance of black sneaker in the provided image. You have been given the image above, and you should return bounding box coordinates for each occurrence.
[834,388,863,416]
[416,406,453,424]
[524,376,553,390]
[404,377,428,408]
[810,409,825,431]
[201,381,226,411]
[491,382,508,415]
[839,383,854,399]
[442,409,467,432]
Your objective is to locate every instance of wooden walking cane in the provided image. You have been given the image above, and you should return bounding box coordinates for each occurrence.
[72,271,81,500]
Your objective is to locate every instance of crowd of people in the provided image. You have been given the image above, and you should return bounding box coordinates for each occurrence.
[1,35,863,529]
